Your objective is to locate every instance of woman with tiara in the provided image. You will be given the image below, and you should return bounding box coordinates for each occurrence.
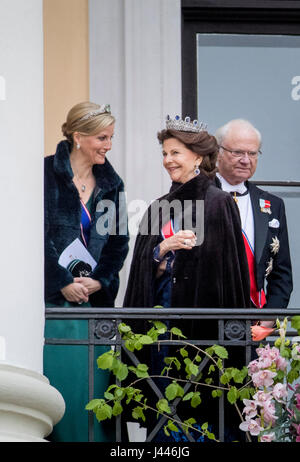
[123,115,250,442]
[44,101,129,442]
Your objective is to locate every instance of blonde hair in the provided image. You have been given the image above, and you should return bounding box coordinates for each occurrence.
[61,101,115,145]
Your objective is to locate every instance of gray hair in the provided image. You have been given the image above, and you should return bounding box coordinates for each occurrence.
[215,119,262,149]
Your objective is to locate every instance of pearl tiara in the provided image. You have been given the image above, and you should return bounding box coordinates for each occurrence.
[79,104,111,122]
[166,114,207,133]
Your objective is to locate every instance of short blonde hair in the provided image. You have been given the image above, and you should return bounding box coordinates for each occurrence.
[61,101,115,145]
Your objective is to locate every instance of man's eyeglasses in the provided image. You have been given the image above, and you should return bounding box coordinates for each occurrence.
[219,145,262,159]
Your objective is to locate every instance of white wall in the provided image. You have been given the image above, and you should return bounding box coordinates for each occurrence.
[89,0,182,305]
[0,0,44,372]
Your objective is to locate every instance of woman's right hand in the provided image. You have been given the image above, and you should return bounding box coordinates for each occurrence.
[159,229,197,258]
[61,282,89,304]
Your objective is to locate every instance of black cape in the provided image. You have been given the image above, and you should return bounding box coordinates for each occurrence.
[123,174,250,309]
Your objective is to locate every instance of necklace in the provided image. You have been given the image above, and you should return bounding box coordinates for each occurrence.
[73,173,86,192]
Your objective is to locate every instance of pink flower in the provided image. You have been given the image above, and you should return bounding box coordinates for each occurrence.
[295,393,300,411]
[239,418,263,436]
[273,383,288,402]
[242,399,257,419]
[275,355,287,371]
[248,359,260,375]
[260,432,275,442]
[253,391,272,407]
[263,401,278,425]
[252,370,277,388]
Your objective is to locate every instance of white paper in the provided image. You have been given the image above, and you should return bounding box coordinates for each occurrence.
[58,238,97,270]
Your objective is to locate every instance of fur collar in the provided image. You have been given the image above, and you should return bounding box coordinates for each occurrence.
[53,140,122,193]
[161,173,213,203]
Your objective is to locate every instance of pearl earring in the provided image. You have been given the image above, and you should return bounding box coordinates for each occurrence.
[76,143,80,150]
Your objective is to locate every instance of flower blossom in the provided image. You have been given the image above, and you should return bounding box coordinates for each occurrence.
[292,423,300,442]
[251,325,275,342]
[295,393,300,411]
[239,418,263,436]
[248,359,260,375]
[273,383,288,402]
[252,369,277,388]
[242,399,257,419]
[260,432,275,442]
[253,391,273,406]
[263,401,278,426]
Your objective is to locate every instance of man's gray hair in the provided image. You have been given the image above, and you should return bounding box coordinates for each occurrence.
[215,119,262,149]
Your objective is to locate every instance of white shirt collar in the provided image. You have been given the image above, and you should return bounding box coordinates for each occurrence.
[216,173,248,195]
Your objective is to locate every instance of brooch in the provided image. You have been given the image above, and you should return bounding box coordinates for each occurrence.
[260,198,271,214]
[270,236,280,255]
[265,257,273,277]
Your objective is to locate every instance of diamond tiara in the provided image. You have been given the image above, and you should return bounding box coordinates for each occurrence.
[79,104,111,122]
[166,115,207,133]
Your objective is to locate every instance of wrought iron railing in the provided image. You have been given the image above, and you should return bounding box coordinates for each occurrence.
[45,307,300,443]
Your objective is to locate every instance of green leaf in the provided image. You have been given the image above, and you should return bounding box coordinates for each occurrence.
[239,388,251,401]
[220,372,230,385]
[165,383,178,401]
[96,403,112,422]
[213,345,228,359]
[151,320,167,331]
[97,351,114,370]
[212,389,223,398]
[156,399,171,414]
[227,386,239,404]
[137,363,148,372]
[180,348,188,358]
[114,362,129,381]
[207,431,216,440]
[163,426,170,437]
[183,418,196,434]
[167,420,179,432]
[208,364,215,374]
[132,406,146,422]
[118,323,132,334]
[191,391,201,408]
[85,399,103,411]
[170,327,187,338]
[201,422,208,430]
[112,401,123,416]
[104,391,114,400]
[182,391,194,402]
[139,335,154,345]
[291,316,300,332]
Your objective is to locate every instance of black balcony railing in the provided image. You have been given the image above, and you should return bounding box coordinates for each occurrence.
[45,307,300,443]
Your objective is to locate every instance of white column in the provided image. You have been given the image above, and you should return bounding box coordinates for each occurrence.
[0,0,64,441]
[89,0,182,305]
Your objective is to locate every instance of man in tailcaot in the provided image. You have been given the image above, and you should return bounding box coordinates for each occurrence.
[215,119,293,312]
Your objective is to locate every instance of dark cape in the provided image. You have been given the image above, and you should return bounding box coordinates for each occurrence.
[123,173,251,309]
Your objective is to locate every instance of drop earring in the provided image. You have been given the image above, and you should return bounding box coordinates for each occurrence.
[194,165,200,175]
[76,143,80,150]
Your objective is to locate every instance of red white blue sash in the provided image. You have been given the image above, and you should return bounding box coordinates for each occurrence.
[80,199,92,248]
[161,219,175,239]
[242,230,266,308]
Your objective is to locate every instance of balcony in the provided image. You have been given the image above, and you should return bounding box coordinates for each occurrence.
[44,307,300,443]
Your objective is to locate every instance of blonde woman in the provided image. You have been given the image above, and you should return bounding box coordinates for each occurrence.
[44,102,129,442]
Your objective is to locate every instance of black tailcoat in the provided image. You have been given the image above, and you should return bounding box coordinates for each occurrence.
[247,182,293,308]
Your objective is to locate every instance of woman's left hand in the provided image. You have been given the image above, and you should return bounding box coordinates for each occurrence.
[73,277,102,295]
